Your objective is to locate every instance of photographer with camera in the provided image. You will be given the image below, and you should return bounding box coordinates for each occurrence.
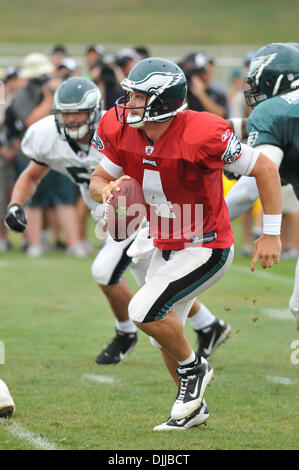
[179,52,229,118]
[4,53,83,257]
[3,53,60,171]
[89,57,122,110]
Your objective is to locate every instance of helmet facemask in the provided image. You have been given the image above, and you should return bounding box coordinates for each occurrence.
[244,77,268,107]
[115,90,174,128]
[54,108,98,140]
[115,58,187,127]
[53,77,103,142]
[244,43,299,108]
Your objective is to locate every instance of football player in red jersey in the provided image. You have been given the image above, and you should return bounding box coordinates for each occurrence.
[90,58,281,430]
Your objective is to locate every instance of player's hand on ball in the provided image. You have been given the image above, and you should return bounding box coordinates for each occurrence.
[5,204,28,232]
[102,175,131,204]
[104,177,146,242]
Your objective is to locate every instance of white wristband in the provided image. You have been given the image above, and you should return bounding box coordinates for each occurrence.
[262,214,282,235]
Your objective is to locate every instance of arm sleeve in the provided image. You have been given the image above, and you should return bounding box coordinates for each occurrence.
[223,143,259,176]
[99,156,124,179]
[250,144,283,167]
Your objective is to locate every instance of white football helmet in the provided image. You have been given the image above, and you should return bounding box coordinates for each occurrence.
[53,77,103,141]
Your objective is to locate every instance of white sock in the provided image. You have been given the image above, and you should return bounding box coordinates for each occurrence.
[178,351,196,366]
[115,319,137,334]
[188,303,216,330]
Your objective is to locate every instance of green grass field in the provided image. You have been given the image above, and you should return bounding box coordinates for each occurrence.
[0,221,298,450]
[1,0,299,44]
[0,0,298,453]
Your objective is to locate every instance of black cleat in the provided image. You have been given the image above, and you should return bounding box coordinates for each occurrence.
[196,319,231,359]
[171,358,213,420]
[95,329,137,365]
[154,399,209,431]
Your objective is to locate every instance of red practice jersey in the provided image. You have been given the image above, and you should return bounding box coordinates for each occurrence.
[92,108,242,250]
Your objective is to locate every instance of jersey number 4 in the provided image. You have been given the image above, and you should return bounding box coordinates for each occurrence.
[142,169,175,218]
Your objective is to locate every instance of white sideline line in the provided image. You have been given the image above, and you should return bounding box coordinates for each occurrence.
[260,308,293,321]
[231,265,293,284]
[6,422,58,450]
[266,375,293,385]
[82,374,115,384]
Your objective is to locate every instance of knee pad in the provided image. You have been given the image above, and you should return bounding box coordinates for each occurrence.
[128,297,139,323]
[91,255,110,285]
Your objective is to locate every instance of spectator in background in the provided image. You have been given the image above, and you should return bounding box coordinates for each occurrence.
[134,46,150,60]
[227,67,244,113]
[229,52,254,119]
[0,133,15,251]
[55,58,80,80]
[3,53,85,257]
[88,47,144,110]
[1,66,27,108]
[50,44,70,68]
[179,52,229,118]
[114,48,142,82]
[84,44,104,76]
[0,66,27,251]
[227,51,262,257]
[90,59,122,110]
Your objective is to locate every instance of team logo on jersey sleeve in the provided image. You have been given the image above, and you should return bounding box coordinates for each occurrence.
[221,133,242,163]
[91,132,105,151]
[247,131,259,147]
[221,129,232,142]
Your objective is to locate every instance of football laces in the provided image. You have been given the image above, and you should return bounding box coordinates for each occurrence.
[104,197,111,222]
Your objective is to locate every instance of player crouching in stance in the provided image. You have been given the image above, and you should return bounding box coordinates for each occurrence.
[89,58,282,430]
[0,379,15,418]
[4,77,140,366]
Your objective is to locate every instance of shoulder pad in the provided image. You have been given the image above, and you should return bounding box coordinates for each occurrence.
[182,110,232,145]
[22,115,58,155]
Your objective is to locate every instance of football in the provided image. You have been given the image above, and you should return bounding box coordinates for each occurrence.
[105,178,147,242]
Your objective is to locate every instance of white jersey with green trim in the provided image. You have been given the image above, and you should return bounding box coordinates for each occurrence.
[21,114,105,213]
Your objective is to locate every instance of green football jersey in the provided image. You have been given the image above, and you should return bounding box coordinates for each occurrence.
[247,88,299,199]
